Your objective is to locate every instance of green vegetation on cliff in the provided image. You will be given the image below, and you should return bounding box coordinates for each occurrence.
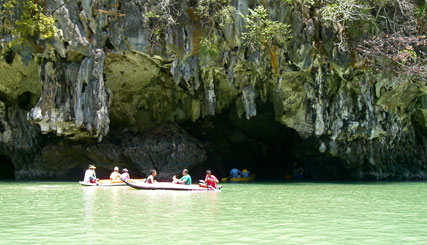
[283,0,426,79]
[1,0,56,47]
[0,0,426,180]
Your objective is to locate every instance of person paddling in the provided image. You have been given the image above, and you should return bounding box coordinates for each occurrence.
[146,169,157,184]
[83,165,97,183]
[204,170,219,189]
[173,169,192,185]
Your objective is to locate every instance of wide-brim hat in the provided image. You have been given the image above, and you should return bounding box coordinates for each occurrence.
[89,165,96,169]
[123,168,128,172]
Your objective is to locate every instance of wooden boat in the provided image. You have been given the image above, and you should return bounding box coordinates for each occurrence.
[221,175,256,182]
[79,179,145,186]
[123,179,221,192]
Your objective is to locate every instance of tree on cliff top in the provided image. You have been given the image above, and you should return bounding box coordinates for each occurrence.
[1,0,56,48]
[240,5,292,77]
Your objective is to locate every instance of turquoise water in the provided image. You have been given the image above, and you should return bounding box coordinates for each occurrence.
[1,181,427,244]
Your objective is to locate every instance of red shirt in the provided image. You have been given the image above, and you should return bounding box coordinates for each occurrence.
[205,175,218,188]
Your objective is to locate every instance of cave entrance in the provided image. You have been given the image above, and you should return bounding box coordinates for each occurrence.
[0,155,15,180]
[183,102,305,180]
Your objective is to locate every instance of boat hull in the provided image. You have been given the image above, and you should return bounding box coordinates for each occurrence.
[123,180,220,192]
[79,179,145,186]
[221,176,255,182]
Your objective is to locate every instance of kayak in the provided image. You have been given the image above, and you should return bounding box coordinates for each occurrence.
[79,179,145,186]
[221,175,255,182]
[123,179,221,192]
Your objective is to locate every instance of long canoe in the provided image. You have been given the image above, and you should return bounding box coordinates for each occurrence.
[123,179,221,192]
[221,175,255,182]
[79,179,145,186]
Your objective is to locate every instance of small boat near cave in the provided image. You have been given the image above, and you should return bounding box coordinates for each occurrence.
[123,179,221,192]
[79,179,145,186]
[221,175,256,182]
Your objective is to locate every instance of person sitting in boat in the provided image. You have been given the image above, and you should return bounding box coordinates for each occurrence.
[292,161,304,179]
[110,166,121,180]
[172,169,192,185]
[241,169,250,178]
[230,168,241,178]
[205,170,219,189]
[83,165,97,183]
[121,168,130,181]
[146,169,157,184]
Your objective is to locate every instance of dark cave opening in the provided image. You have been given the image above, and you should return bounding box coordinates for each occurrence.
[3,49,15,64]
[0,155,15,180]
[17,91,38,110]
[182,102,308,181]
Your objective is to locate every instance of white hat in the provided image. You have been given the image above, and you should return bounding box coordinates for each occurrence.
[114,166,119,171]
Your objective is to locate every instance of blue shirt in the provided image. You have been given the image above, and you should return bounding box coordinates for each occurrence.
[241,171,250,178]
[230,168,241,178]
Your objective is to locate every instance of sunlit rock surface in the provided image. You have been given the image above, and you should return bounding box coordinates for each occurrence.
[0,0,425,180]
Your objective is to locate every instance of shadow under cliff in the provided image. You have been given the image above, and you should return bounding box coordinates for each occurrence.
[0,154,15,180]
[181,102,306,180]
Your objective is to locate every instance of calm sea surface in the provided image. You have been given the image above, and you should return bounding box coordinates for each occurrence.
[1,181,426,244]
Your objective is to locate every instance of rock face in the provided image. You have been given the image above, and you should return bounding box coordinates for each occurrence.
[28,50,111,141]
[29,125,206,181]
[0,0,426,180]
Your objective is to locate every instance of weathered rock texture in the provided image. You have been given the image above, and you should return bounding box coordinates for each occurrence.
[0,0,426,180]
[24,125,206,181]
[28,50,111,141]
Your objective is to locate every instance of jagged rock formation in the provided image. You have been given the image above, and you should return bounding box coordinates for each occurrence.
[0,0,426,180]
[27,125,206,180]
[28,49,111,141]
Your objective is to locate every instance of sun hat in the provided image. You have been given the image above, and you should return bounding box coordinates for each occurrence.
[89,165,96,169]
[123,168,128,172]
[114,166,119,171]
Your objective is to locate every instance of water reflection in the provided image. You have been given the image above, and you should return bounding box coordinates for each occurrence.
[82,187,96,227]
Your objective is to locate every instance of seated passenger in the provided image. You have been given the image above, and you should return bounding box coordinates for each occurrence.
[146,169,157,184]
[83,165,97,183]
[121,168,130,181]
[173,169,192,185]
[292,161,304,179]
[230,168,241,178]
[294,167,304,179]
[241,169,250,178]
[205,170,219,189]
[110,166,121,180]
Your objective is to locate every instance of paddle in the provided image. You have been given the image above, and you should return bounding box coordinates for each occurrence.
[199,179,219,191]
[199,180,213,190]
[221,176,231,182]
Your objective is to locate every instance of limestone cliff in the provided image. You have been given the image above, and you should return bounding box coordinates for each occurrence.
[0,0,425,180]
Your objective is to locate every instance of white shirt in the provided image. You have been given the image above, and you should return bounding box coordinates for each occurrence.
[83,169,95,182]
[110,172,121,180]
